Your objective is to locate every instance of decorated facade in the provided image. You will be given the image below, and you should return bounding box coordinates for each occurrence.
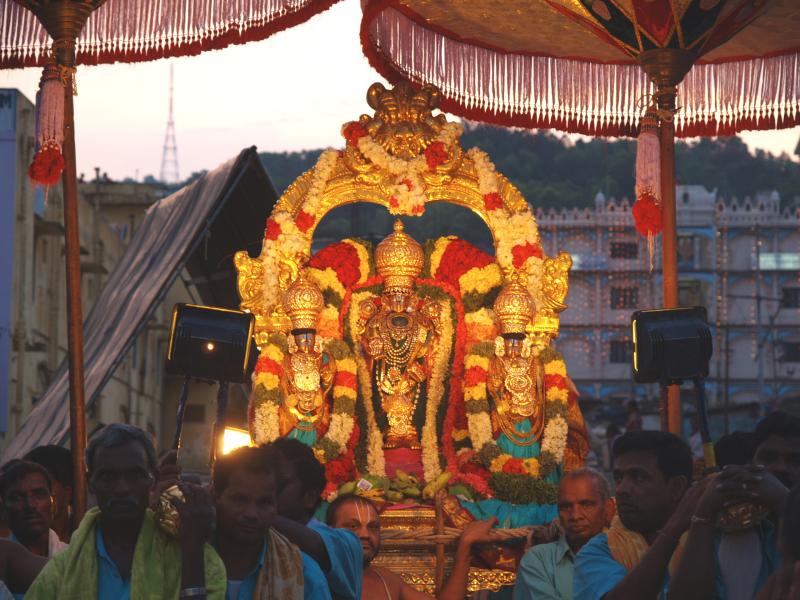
[234,81,588,525]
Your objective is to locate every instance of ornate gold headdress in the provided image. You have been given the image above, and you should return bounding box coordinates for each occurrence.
[493,272,535,335]
[282,271,324,331]
[375,220,424,293]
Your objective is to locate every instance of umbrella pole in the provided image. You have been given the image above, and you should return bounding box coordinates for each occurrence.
[640,49,695,436]
[35,2,95,525]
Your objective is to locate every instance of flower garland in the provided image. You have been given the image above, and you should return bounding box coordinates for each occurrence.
[249,333,358,465]
[463,344,570,499]
[467,147,546,310]
[344,121,462,216]
[420,297,451,483]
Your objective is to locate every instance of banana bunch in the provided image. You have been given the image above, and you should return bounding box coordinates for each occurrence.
[422,471,452,500]
[388,469,422,501]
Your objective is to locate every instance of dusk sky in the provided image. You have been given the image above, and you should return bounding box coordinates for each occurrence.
[1,0,798,183]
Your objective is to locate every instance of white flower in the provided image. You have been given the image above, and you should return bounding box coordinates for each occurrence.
[253,402,280,444]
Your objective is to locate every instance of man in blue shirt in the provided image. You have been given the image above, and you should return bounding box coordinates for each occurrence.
[668,412,799,600]
[271,438,362,600]
[211,444,331,600]
[573,430,704,600]
[515,467,614,600]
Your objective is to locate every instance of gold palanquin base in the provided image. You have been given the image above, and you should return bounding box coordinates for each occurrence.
[375,506,516,594]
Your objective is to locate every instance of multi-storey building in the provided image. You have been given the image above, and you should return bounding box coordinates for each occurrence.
[537,186,800,435]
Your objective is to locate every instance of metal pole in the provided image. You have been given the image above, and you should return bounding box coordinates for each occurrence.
[639,49,695,436]
[33,2,96,525]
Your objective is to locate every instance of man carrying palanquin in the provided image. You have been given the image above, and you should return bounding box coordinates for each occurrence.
[26,423,226,600]
[327,493,500,600]
[515,467,614,600]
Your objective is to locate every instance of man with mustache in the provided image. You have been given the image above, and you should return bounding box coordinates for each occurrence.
[574,430,705,600]
[211,443,331,599]
[326,494,500,600]
[515,467,615,600]
[0,461,67,557]
[26,423,226,599]
[668,412,800,600]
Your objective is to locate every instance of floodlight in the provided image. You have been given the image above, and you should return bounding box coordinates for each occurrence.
[631,307,712,385]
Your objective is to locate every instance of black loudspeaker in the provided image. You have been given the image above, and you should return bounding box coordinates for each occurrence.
[631,307,712,385]
[165,304,257,383]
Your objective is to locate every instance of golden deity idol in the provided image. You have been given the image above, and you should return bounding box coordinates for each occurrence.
[359,221,440,449]
[280,272,336,437]
[487,274,545,446]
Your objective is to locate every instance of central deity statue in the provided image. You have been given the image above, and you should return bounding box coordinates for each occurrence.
[358,221,440,450]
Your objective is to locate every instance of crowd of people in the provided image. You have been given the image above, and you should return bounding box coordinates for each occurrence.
[0,411,798,599]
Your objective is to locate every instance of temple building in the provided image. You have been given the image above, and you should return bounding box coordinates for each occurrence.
[539,187,800,435]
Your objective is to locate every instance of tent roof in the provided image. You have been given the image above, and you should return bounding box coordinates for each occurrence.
[4,147,276,458]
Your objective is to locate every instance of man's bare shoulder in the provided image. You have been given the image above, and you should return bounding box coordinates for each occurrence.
[373,566,434,600]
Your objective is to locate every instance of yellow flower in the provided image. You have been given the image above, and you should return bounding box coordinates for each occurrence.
[255,371,280,390]
[336,357,357,374]
[464,385,486,402]
[333,386,357,399]
[465,354,490,371]
[317,306,341,339]
[264,344,284,363]
[544,360,567,377]
[546,388,570,403]
[490,455,510,472]
[459,264,502,296]
[429,237,455,278]
[523,458,540,478]
[452,428,470,442]
[308,267,346,298]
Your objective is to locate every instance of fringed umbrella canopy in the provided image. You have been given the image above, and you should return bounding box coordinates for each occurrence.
[361,0,800,137]
[1,0,342,68]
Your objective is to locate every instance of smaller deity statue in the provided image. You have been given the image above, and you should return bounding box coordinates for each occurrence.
[358,220,440,450]
[487,273,545,448]
[279,271,336,443]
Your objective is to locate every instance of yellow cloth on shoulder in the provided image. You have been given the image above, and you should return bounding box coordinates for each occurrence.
[607,515,687,574]
[25,507,226,600]
[253,528,305,600]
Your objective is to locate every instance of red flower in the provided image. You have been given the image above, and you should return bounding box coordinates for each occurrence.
[411,204,424,215]
[389,196,399,209]
[544,373,567,390]
[335,371,357,389]
[402,179,414,191]
[512,242,544,269]
[435,239,493,287]
[28,145,64,186]
[632,191,663,237]
[255,356,282,376]
[483,192,503,211]
[501,458,527,475]
[425,141,448,170]
[295,210,315,233]
[308,242,361,287]
[342,121,368,146]
[464,365,487,388]
[265,218,281,241]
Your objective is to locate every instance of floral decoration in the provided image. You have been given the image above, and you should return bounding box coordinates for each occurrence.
[632,190,663,237]
[28,143,65,186]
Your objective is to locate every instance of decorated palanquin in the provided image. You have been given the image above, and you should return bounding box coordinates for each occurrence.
[234,81,589,590]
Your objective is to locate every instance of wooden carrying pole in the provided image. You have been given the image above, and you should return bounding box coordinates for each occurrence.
[639,49,695,436]
[33,1,96,523]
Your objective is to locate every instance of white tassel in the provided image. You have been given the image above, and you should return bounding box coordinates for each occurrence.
[635,106,661,205]
[28,61,67,187]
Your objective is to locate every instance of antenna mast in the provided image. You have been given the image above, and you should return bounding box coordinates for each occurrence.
[160,64,179,184]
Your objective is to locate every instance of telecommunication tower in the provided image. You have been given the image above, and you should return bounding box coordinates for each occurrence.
[159,64,180,184]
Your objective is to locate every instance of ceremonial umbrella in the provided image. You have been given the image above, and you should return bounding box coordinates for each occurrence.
[361,0,800,433]
[0,0,343,521]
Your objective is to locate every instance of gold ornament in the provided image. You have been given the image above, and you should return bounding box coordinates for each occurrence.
[375,220,425,293]
[154,484,184,537]
[493,273,534,335]
[362,81,448,160]
[282,271,324,331]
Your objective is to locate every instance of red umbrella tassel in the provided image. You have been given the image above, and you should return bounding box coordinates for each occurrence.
[28,62,67,190]
[634,106,662,271]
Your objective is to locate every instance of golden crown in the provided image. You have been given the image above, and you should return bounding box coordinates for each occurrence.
[493,272,534,335]
[282,271,324,331]
[375,220,424,292]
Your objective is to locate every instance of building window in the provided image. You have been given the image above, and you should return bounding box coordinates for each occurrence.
[610,287,638,309]
[780,342,800,363]
[610,242,638,259]
[677,234,695,270]
[679,280,705,308]
[781,288,800,309]
[610,341,633,364]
